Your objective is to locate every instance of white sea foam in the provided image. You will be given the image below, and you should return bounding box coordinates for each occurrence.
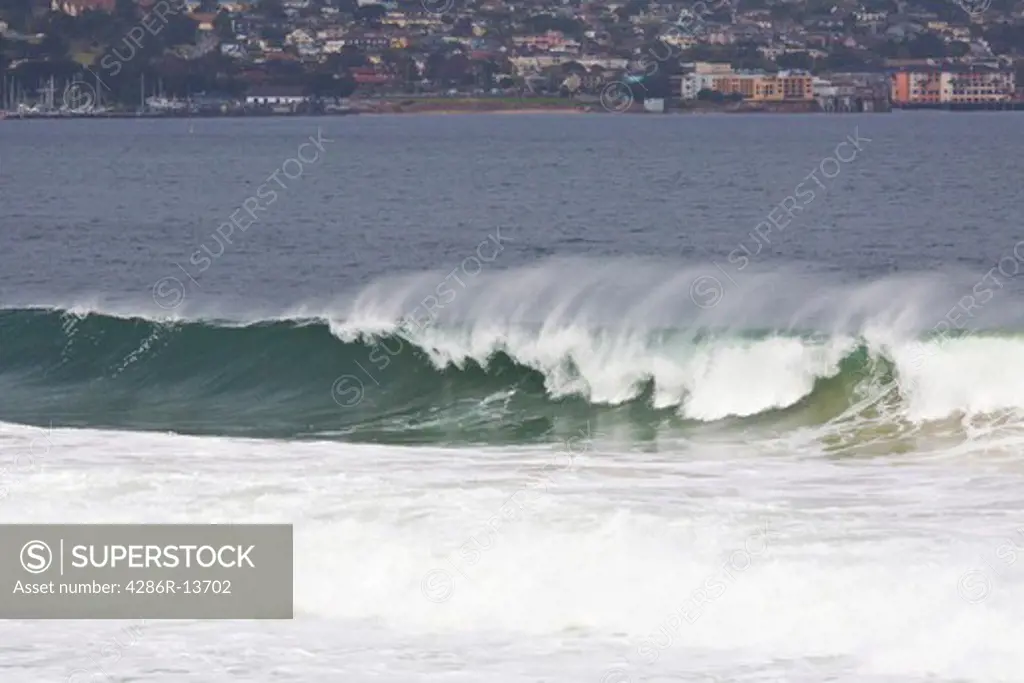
[322,259,1024,421]
[1,420,1023,681]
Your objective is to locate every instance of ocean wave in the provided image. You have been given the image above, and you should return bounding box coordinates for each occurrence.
[3,260,1024,441]
[0,314,1014,443]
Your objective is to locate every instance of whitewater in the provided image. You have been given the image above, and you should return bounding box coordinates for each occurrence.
[2,416,1023,682]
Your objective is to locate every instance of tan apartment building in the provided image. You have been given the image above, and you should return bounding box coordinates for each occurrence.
[682,63,813,101]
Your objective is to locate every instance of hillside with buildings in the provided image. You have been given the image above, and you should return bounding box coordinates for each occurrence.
[1,0,1023,113]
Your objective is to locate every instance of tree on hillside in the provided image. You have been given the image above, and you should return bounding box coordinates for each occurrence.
[983,24,1024,55]
[821,46,877,71]
[355,3,385,23]
[451,16,474,37]
[214,11,234,42]
[259,0,287,21]
[614,0,650,21]
[880,33,949,60]
[770,4,804,23]
[306,71,355,100]
[114,0,137,22]
[522,14,584,38]
[260,25,287,43]
[731,42,776,72]
[327,45,368,69]
[0,0,35,30]
[776,51,815,71]
[697,87,723,102]
[381,49,420,84]
[39,28,70,61]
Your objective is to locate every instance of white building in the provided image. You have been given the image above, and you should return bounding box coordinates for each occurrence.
[680,73,716,99]
[644,98,665,112]
[245,87,309,106]
[680,62,737,99]
[812,77,837,98]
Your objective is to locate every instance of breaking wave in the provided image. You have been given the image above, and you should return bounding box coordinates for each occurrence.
[3,259,1024,444]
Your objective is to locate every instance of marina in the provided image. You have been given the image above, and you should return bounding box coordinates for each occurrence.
[0,75,355,119]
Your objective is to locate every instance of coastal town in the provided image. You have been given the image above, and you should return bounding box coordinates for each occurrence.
[1,0,1024,116]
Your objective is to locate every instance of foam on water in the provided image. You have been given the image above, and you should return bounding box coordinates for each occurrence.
[2,420,1024,682]
[329,258,1024,422]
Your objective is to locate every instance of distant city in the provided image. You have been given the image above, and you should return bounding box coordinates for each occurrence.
[2,0,1024,116]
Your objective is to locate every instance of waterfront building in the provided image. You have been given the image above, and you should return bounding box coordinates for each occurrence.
[890,67,1015,105]
[680,63,813,101]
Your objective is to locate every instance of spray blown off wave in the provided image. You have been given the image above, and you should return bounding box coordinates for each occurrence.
[4,260,1024,443]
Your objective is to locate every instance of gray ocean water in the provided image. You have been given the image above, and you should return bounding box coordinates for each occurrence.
[1,114,1024,683]
[1,112,1019,301]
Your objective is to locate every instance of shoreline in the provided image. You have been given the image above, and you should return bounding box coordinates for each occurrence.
[0,96,875,119]
[8,97,1024,120]
[9,100,1023,120]
[359,107,590,115]
[0,106,866,120]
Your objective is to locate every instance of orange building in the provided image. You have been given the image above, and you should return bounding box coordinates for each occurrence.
[890,71,911,103]
[891,69,1015,105]
[890,71,944,104]
[711,75,756,98]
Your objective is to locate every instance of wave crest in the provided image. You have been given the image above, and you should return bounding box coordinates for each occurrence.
[4,261,1024,440]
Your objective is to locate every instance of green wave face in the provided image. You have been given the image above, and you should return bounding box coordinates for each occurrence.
[0,307,1015,445]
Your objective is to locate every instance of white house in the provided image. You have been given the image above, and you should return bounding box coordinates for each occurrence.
[245,86,309,106]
